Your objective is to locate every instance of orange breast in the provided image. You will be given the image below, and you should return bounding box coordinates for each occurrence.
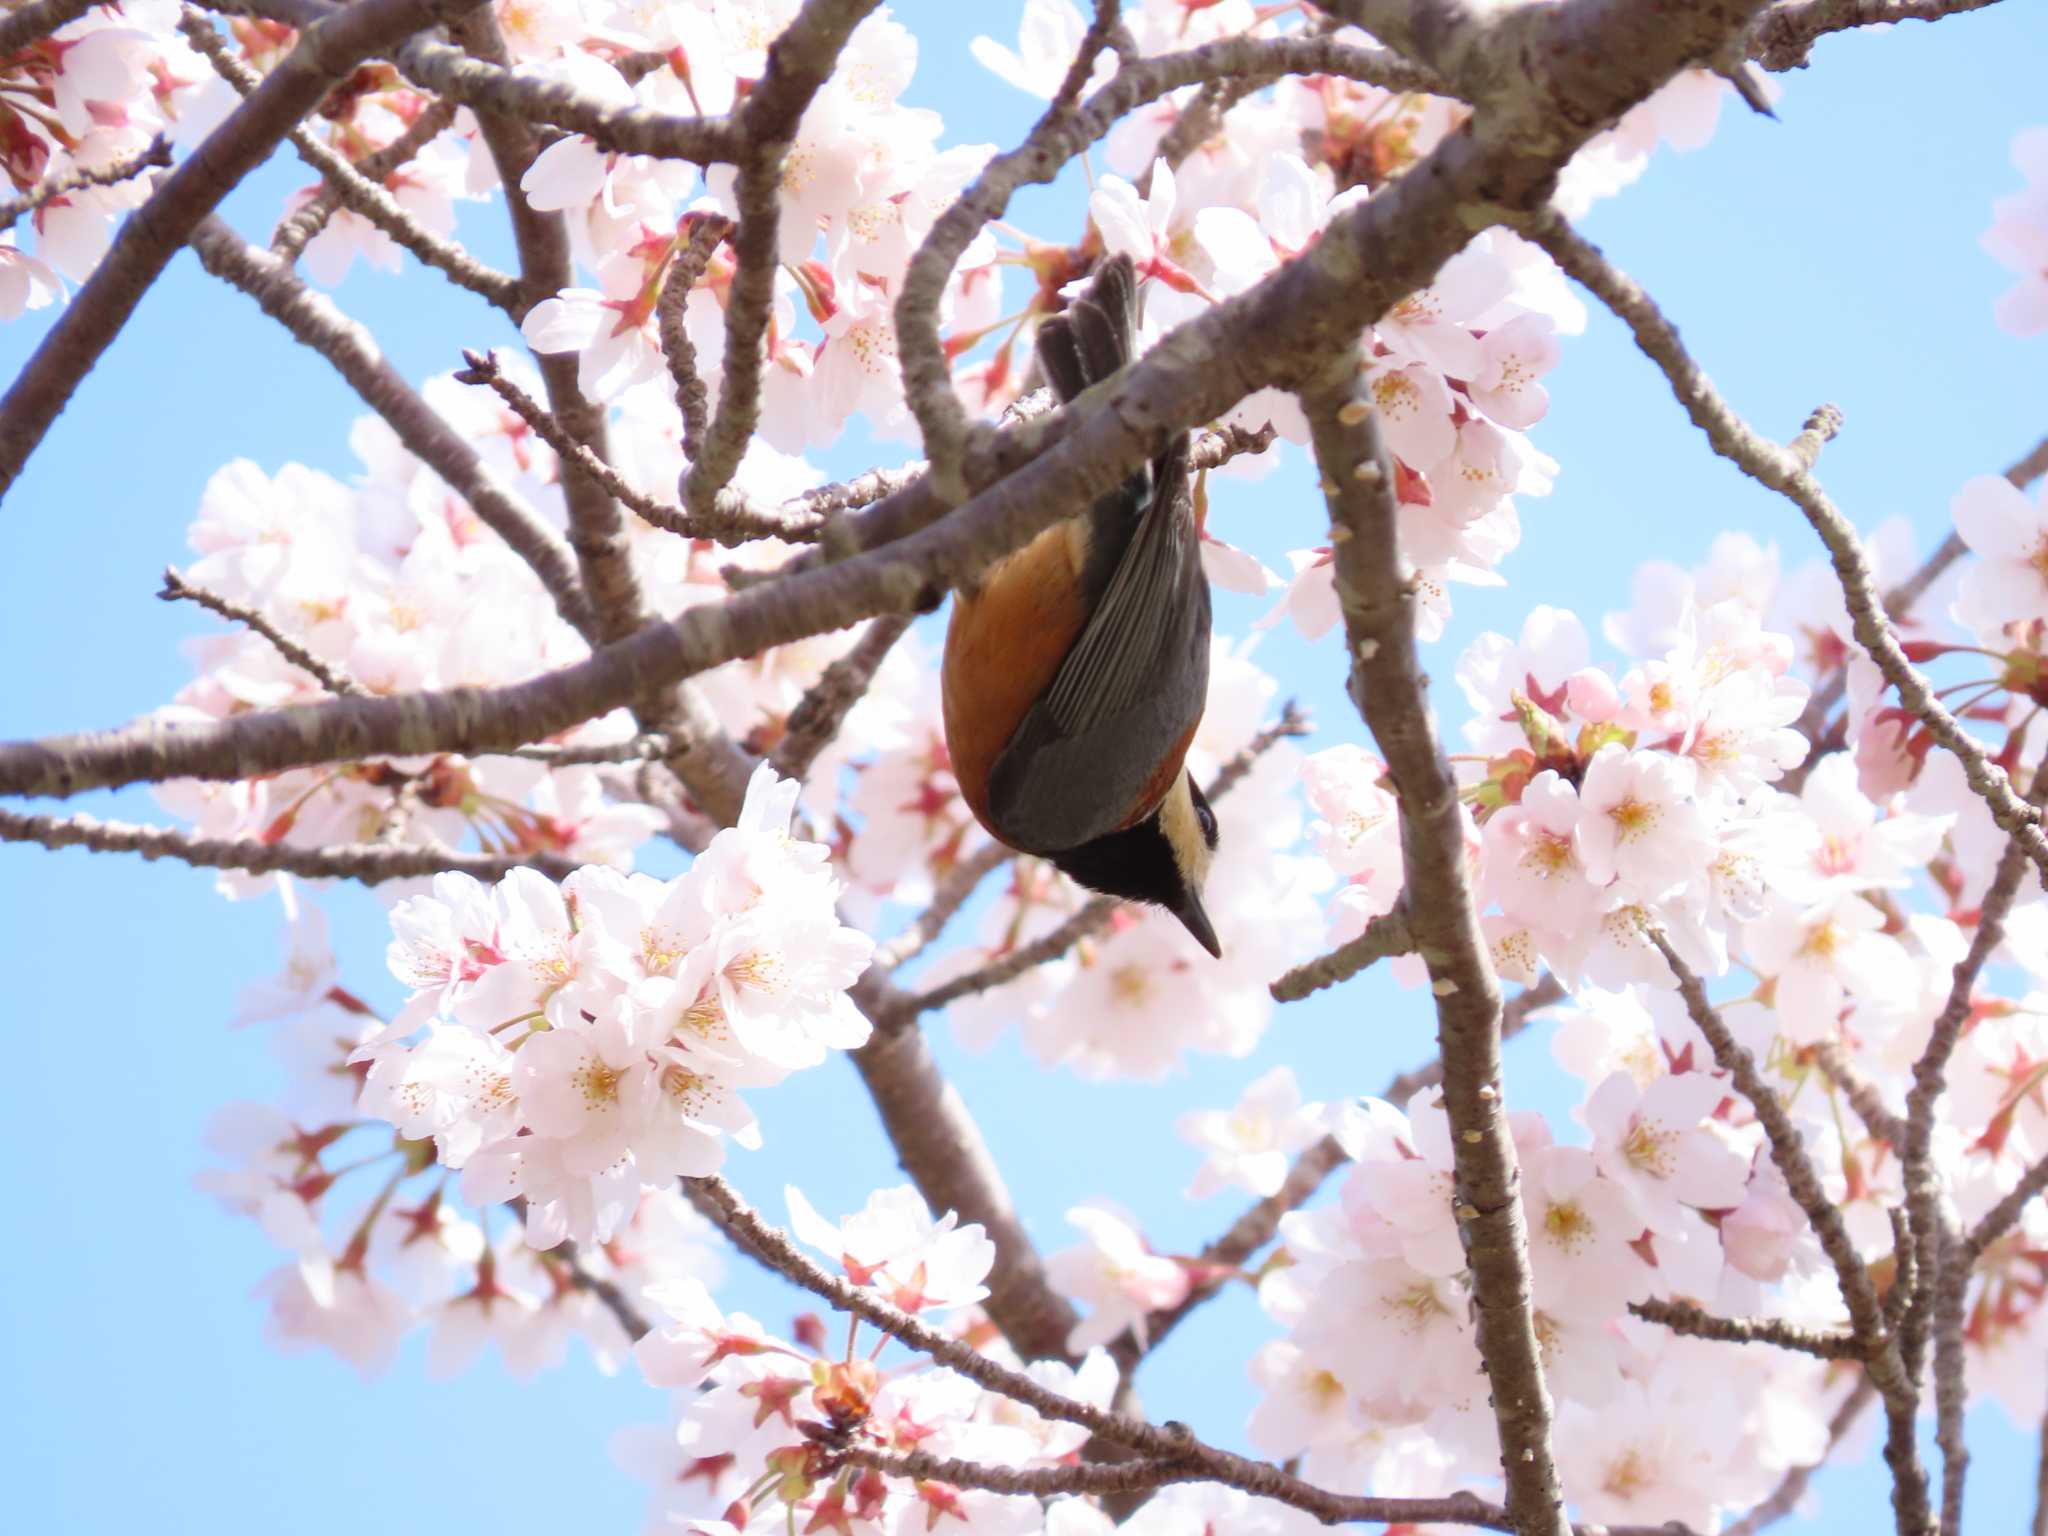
[942,522,1089,837]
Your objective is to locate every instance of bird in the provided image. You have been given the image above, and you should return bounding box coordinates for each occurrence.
[940,254,1222,958]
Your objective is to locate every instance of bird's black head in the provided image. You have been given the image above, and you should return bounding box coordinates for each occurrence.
[1049,772,1222,957]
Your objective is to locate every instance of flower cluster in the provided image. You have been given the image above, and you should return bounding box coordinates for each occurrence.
[197,890,730,1379]
[0,0,224,315]
[619,1187,1159,1535]
[358,766,874,1247]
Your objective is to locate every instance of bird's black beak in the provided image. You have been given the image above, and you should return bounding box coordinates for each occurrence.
[1170,887,1223,959]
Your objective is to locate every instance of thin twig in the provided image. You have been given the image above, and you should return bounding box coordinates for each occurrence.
[272,99,462,259]
[1961,1149,2048,1265]
[871,841,1016,973]
[1269,903,1413,1001]
[1652,932,1930,1532]
[160,565,363,696]
[767,614,913,784]
[178,9,520,312]
[666,1175,1572,1535]
[1812,1039,1906,1147]
[0,137,171,237]
[1901,758,2048,1397]
[680,0,884,520]
[1629,1298,1861,1359]
[549,1237,653,1342]
[1786,430,2048,794]
[0,806,578,883]
[455,348,681,530]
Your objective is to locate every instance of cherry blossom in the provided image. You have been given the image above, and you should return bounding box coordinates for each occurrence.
[1983,125,2048,335]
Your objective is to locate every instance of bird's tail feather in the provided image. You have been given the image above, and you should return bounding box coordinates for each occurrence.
[1037,254,1138,404]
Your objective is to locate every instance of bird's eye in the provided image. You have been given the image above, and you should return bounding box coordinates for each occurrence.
[1195,802,1218,848]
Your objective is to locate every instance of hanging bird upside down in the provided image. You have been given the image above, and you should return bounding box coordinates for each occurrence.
[940,255,1221,957]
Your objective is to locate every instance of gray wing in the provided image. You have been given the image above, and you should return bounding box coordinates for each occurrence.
[985,448,1210,854]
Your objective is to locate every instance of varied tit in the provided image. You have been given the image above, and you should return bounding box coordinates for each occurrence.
[940,255,1222,957]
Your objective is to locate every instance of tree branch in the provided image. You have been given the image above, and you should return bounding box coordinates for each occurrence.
[392,33,730,163]
[0,136,170,237]
[1268,903,1412,1001]
[1629,1297,1862,1359]
[665,1175,1616,1536]
[178,9,520,312]
[871,841,1015,973]
[1750,0,2007,70]
[272,99,461,260]
[679,0,884,519]
[0,806,577,883]
[1652,933,1931,1535]
[767,614,913,784]
[1305,381,1565,1536]
[160,565,363,696]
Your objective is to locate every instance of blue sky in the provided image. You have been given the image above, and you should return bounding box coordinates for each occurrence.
[3,4,2045,1532]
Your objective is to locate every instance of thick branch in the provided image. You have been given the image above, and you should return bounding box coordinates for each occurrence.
[1750,0,2007,70]
[1305,382,1563,1536]
[0,0,487,497]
